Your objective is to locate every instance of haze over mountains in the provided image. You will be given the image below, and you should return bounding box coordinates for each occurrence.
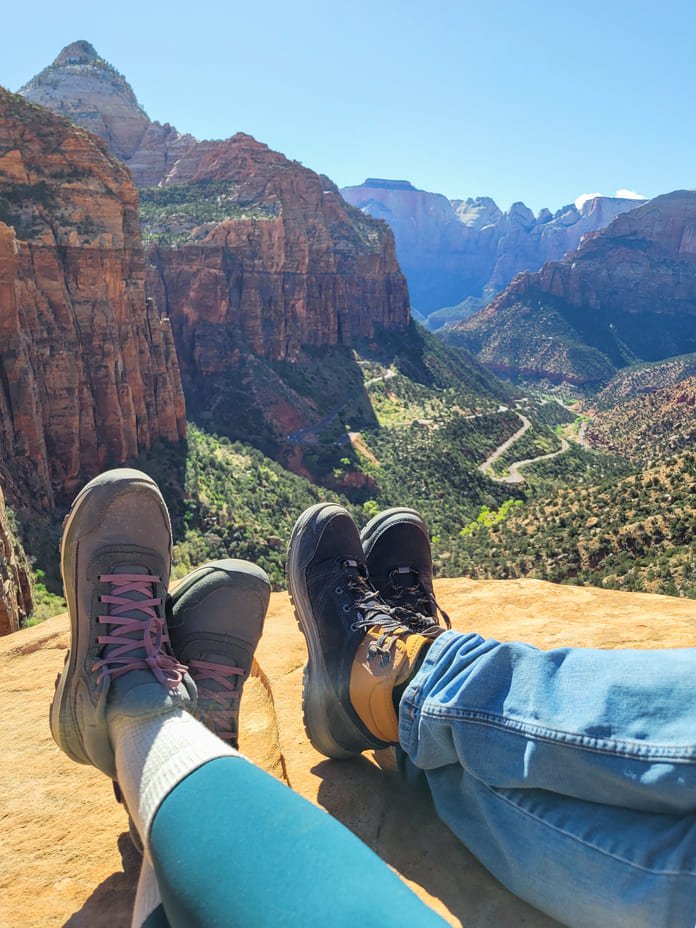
[448,191,696,385]
[340,178,644,320]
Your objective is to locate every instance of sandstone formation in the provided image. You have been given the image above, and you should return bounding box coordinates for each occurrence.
[6,576,696,927]
[448,191,696,385]
[0,484,32,634]
[20,45,411,450]
[19,41,197,186]
[340,178,643,316]
[0,88,186,514]
[0,84,187,620]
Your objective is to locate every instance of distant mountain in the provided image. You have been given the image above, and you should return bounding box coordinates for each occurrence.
[19,40,197,185]
[340,177,643,316]
[446,191,696,386]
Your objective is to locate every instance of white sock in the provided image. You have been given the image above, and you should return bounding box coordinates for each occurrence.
[131,855,161,928]
[110,708,237,847]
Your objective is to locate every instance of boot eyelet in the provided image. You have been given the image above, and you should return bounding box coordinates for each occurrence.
[350,622,360,631]
[335,586,343,594]
[342,604,351,613]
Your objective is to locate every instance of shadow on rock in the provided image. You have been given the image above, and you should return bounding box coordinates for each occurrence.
[64,832,140,928]
[314,755,560,928]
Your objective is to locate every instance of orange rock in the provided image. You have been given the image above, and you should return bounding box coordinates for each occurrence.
[3,578,695,927]
[0,89,186,512]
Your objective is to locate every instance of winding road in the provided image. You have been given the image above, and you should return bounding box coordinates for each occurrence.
[286,369,396,444]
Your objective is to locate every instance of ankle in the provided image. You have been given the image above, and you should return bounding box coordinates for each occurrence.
[349,630,433,744]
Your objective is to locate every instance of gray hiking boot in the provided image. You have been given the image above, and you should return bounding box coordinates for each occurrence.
[360,507,450,631]
[114,557,271,851]
[287,503,443,759]
[50,469,196,780]
[167,559,271,748]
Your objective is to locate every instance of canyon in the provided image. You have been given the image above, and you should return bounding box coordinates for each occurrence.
[340,178,643,318]
[21,43,412,449]
[447,191,696,385]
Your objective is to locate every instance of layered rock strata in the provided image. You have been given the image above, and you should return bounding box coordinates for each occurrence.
[0,88,186,511]
[0,485,32,634]
[448,191,696,384]
[19,41,197,186]
[341,178,643,315]
[21,44,411,446]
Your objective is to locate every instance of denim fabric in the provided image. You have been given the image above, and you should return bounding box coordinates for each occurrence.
[399,630,696,928]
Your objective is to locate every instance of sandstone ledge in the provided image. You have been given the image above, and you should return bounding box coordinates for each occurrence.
[2,578,695,928]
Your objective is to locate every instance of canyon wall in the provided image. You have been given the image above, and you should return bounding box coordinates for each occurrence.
[448,191,696,384]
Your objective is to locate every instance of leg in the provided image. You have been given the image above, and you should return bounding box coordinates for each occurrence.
[398,631,696,928]
[52,472,446,928]
[414,759,696,928]
[287,503,696,928]
[400,630,696,813]
[144,752,447,928]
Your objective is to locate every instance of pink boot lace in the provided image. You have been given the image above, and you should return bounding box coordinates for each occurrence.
[92,574,187,689]
[189,659,244,743]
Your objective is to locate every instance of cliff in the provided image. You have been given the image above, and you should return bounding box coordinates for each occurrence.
[341,178,643,316]
[448,191,696,385]
[0,485,32,634]
[6,576,695,927]
[20,45,411,450]
[0,88,186,516]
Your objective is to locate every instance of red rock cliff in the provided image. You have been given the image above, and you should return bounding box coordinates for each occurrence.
[144,134,410,382]
[0,484,32,635]
[0,88,186,510]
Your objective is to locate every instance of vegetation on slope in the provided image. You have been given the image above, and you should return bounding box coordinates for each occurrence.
[139,180,280,245]
[450,451,696,599]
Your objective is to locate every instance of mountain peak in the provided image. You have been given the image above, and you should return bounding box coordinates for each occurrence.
[53,40,100,67]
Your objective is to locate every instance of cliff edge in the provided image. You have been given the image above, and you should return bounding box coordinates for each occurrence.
[2,578,694,927]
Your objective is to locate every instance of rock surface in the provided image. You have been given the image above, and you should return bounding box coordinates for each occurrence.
[341,178,643,315]
[145,135,409,367]
[3,577,695,927]
[19,41,197,185]
[0,88,186,512]
[448,191,696,385]
[20,44,411,448]
[0,483,32,634]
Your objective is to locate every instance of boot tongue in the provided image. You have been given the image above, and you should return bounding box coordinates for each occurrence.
[391,566,417,589]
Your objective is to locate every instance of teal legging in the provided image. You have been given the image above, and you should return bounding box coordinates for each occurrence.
[143,756,447,928]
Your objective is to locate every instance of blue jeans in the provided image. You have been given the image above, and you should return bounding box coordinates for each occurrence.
[399,631,696,928]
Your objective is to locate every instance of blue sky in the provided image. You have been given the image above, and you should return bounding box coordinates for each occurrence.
[2,0,694,212]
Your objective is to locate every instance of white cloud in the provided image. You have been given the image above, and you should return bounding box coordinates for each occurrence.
[575,188,647,210]
[615,188,646,200]
[575,192,603,210]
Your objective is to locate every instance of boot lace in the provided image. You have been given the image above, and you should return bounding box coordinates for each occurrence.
[386,566,452,631]
[189,659,244,744]
[92,574,187,689]
[341,560,442,667]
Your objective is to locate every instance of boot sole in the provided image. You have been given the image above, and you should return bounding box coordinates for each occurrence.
[49,470,167,768]
[287,503,378,759]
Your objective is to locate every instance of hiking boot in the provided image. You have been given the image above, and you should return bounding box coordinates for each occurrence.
[361,507,450,631]
[287,503,444,759]
[167,559,271,748]
[50,469,195,780]
[114,557,271,851]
